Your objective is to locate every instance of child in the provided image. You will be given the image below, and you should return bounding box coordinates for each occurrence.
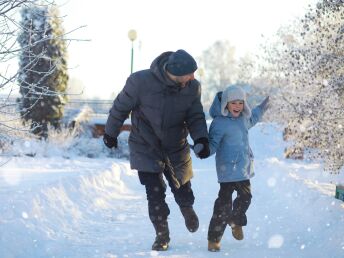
[205,85,269,252]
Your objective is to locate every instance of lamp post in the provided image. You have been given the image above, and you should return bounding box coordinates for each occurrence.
[128,29,137,74]
[197,67,204,84]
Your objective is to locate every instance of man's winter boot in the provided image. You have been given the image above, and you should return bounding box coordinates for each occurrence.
[208,240,221,252]
[152,220,170,251]
[231,224,244,240]
[152,238,169,251]
[180,206,199,232]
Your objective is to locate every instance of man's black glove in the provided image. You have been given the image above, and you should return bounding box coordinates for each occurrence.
[193,137,210,159]
[103,133,118,149]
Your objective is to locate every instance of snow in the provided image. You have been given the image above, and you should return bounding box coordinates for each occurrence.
[0,123,343,258]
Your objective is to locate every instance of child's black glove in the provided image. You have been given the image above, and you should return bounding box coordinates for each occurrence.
[260,96,270,111]
[103,133,118,149]
[193,137,210,159]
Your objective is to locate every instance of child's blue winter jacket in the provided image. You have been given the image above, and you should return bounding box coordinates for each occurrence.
[209,92,268,183]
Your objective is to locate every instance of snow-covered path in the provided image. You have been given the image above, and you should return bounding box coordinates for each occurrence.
[0,124,343,258]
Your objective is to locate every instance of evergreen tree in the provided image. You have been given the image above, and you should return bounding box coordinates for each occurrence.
[17,4,68,138]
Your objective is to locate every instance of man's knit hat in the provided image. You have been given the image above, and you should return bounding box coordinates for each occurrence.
[221,85,251,117]
[165,49,198,76]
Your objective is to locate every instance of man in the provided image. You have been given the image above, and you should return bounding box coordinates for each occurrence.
[103,49,210,251]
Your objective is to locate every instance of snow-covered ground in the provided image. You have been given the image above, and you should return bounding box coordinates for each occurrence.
[0,123,343,258]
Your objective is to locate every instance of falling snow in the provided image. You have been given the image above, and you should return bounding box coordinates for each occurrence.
[0,123,343,258]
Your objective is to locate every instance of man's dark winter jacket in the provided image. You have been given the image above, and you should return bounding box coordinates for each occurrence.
[105,51,208,186]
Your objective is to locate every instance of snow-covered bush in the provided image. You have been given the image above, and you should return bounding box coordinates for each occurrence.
[261,0,344,173]
[10,121,130,160]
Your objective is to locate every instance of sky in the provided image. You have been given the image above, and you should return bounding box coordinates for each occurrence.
[56,0,318,99]
[1,123,343,257]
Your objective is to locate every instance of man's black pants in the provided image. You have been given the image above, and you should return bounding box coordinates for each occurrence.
[138,170,195,223]
[208,180,252,242]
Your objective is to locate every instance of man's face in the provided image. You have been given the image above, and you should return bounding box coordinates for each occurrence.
[171,73,195,87]
[227,100,244,117]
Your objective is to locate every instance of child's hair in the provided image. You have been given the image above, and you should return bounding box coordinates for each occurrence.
[221,85,251,117]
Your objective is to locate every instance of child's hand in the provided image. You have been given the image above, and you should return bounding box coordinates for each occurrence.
[194,143,204,155]
[193,137,210,159]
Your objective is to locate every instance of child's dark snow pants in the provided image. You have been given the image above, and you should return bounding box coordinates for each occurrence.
[208,180,252,242]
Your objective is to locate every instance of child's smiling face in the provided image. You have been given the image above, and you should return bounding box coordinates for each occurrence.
[227,100,244,117]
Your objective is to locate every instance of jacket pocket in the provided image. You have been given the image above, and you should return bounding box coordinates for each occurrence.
[249,147,254,159]
[249,148,254,175]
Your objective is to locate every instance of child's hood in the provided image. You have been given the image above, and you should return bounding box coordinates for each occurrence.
[209,87,253,119]
[209,92,223,118]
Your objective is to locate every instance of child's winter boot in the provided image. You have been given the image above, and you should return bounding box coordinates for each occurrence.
[231,224,244,240]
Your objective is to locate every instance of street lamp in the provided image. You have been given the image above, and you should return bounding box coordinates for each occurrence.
[128,29,137,74]
[197,67,204,84]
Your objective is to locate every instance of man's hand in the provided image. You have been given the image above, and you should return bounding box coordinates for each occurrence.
[193,137,210,159]
[103,133,118,149]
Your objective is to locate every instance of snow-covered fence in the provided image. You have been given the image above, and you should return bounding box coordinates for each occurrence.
[65,99,113,115]
[0,98,130,138]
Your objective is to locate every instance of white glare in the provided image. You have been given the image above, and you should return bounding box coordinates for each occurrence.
[268,234,284,248]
